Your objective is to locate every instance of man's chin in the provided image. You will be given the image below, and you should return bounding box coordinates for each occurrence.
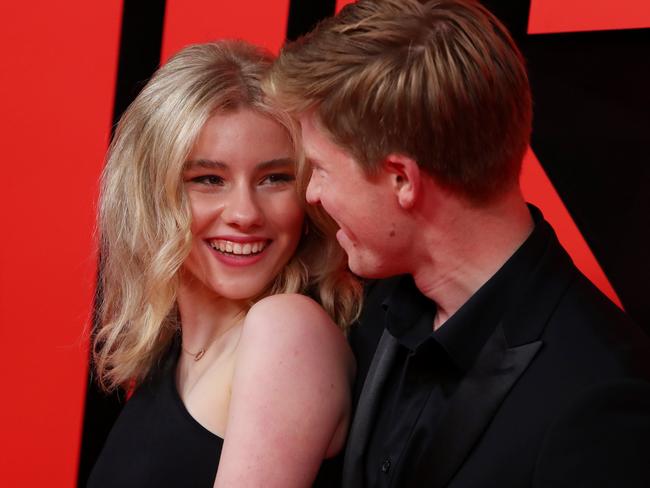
[347,255,395,280]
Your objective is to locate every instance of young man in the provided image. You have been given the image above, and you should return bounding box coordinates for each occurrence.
[269,1,650,486]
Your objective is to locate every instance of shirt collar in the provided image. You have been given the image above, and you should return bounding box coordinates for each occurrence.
[382,275,437,351]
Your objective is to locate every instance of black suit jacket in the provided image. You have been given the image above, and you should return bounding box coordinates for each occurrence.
[342,219,650,487]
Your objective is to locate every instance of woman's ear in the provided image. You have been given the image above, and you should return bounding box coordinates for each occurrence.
[383,153,421,209]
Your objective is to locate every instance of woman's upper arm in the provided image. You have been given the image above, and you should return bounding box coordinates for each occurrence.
[214,293,354,488]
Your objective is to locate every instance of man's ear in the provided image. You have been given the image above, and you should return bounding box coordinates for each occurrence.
[383,153,421,209]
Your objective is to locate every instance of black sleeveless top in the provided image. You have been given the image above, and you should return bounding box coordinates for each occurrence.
[87,343,223,487]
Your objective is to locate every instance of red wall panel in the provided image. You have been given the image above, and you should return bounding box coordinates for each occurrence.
[529,0,650,33]
[336,0,356,14]
[0,2,121,486]
[162,0,291,61]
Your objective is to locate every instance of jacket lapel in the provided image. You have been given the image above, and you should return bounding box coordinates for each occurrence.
[342,329,400,488]
[416,324,543,487]
[414,224,577,487]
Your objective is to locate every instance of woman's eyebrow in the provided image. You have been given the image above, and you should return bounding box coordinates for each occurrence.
[184,157,294,171]
[184,159,228,170]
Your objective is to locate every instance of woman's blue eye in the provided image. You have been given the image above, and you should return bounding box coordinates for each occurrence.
[192,175,224,185]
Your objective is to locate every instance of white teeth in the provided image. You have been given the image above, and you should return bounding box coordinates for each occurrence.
[209,239,267,256]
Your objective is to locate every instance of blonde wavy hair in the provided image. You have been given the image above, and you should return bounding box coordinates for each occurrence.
[94,40,362,392]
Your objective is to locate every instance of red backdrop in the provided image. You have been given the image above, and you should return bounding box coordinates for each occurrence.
[0,2,121,486]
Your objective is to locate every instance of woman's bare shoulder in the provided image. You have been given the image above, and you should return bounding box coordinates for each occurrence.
[244,293,352,367]
[214,294,354,486]
[247,293,335,327]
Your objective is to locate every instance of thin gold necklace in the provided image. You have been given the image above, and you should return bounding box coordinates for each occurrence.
[180,314,245,361]
[181,344,207,361]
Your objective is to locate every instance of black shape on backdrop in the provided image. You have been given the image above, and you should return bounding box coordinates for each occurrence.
[111,0,167,132]
[286,0,336,41]
[483,0,650,333]
[77,1,166,487]
[524,27,650,328]
[480,0,530,41]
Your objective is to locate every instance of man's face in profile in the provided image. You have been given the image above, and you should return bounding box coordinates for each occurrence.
[299,112,410,279]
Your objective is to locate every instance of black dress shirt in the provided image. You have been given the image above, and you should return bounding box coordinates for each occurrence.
[362,215,548,487]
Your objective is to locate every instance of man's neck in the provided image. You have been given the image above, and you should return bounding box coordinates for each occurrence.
[411,190,534,330]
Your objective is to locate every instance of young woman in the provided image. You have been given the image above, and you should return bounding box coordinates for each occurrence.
[87,40,361,487]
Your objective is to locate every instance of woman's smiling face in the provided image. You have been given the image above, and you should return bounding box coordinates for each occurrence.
[181,108,304,300]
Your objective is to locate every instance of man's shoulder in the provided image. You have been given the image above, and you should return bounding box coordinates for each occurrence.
[502,267,650,435]
[541,270,650,378]
[508,226,650,381]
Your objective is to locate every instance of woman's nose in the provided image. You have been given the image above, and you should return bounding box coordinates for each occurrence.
[221,186,264,230]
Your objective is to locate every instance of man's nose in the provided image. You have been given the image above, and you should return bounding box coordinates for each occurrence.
[305,172,321,205]
[222,186,263,230]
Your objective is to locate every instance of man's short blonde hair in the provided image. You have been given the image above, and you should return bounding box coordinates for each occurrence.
[268,0,532,202]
